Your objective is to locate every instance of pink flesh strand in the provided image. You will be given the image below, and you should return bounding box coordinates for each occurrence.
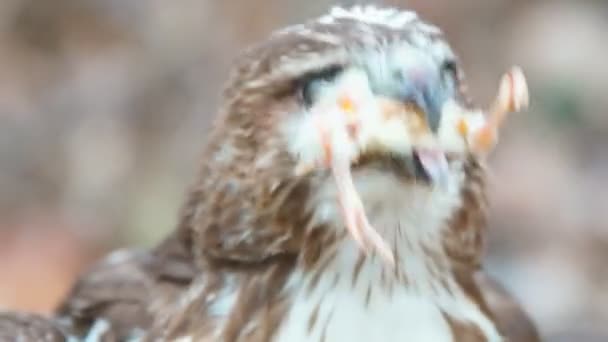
[331,158,394,266]
[314,116,394,266]
[324,144,395,266]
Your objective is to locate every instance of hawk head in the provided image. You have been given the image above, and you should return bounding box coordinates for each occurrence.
[223,6,472,177]
[189,6,526,266]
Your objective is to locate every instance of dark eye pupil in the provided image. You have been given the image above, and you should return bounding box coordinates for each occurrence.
[441,60,458,80]
[301,81,318,107]
[300,65,343,106]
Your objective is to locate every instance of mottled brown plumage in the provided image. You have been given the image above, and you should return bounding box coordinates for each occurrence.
[0,312,66,341]
[54,233,196,340]
[0,6,540,342]
[476,273,541,342]
[141,6,538,341]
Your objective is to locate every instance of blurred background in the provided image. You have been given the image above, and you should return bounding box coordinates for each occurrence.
[0,0,606,340]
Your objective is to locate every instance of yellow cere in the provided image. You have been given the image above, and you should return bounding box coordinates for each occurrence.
[338,95,357,116]
[456,118,469,137]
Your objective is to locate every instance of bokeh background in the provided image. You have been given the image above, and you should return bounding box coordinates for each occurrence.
[0,0,606,340]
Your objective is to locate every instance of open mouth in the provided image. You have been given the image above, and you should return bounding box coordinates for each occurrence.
[353,149,454,185]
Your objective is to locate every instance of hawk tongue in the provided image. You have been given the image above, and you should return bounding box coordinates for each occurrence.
[331,156,395,266]
[415,148,449,189]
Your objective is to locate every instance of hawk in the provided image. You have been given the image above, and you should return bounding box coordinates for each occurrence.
[0,6,540,342]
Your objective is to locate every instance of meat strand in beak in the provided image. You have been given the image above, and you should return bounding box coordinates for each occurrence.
[312,109,395,266]
[331,151,395,265]
[460,66,529,155]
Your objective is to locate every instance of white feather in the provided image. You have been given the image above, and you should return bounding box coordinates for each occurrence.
[322,6,418,30]
[275,168,502,341]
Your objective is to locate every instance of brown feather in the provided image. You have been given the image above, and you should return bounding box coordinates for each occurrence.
[55,233,197,340]
[0,312,67,341]
[476,273,541,342]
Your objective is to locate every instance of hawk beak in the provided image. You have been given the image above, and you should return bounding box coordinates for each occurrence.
[375,96,451,187]
[369,62,452,186]
[373,66,529,184]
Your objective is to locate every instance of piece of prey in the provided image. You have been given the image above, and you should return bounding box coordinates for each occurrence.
[296,66,529,266]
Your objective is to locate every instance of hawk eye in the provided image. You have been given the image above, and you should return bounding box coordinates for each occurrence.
[299,65,343,107]
[440,59,458,82]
